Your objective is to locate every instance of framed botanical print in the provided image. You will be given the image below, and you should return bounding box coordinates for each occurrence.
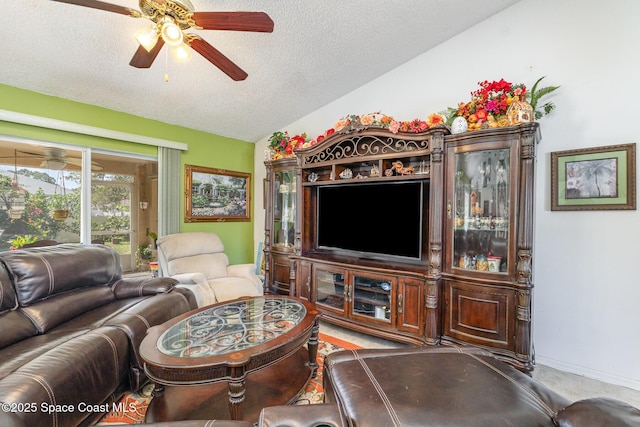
[551,143,636,211]
[185,164,251,222]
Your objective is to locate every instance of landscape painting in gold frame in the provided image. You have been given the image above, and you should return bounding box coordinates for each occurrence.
[551,143,636,211]
[185,164,251,222]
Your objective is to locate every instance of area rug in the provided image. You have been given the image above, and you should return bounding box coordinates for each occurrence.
[96,333,360,425]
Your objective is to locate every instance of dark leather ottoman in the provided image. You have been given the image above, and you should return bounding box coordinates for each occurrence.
[323,346,571,427]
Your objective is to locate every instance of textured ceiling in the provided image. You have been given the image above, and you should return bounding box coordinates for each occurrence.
[0,0,521,143]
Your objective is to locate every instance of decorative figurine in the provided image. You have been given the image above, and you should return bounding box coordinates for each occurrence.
[386,160,414,176]
[339,168,353,179]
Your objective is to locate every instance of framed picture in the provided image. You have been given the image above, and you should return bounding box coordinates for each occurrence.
[551,143,636,211]
[185,164,251,222]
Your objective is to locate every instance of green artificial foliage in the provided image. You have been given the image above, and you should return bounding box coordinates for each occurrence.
[526,76,560,120]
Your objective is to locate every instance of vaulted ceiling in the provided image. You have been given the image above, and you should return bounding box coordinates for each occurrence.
[0,0,521,142]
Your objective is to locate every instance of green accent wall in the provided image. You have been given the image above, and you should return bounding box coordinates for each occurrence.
[0,84,255,264]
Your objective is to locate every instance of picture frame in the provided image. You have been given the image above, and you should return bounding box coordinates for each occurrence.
[551,143,636,211]
[185,164,251,222]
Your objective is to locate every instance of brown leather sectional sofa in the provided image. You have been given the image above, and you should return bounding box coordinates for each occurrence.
[0,244,198,427]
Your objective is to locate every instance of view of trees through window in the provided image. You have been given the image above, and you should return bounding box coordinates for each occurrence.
[0,142,158,272]
[0,169,81,250]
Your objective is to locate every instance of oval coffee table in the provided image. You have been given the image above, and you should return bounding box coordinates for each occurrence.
[140,295,320,422]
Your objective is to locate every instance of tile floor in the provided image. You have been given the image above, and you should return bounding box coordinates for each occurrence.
[319,320,640,408]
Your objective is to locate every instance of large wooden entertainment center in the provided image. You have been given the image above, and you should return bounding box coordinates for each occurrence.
[264,122,540,370]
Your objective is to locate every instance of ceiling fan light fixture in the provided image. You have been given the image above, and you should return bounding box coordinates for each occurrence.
[171,43,192,62]
[161,18,184,47]
[135,26,159,52]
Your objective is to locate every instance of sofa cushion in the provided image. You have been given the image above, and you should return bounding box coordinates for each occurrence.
[0,326,130,427]
[0,310,39,350]
[3,244,121,306]
[0,329,91,379]
[324,347,571,427]
[157,232,225,260]
[555,397,640,427]
[20,286,116,333]
[168,253,229,279]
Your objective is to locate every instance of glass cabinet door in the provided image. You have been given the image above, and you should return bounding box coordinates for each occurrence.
[272,169,296,249]
[452,148,510,273]
[315,269,346,311]
[350,274,393,322]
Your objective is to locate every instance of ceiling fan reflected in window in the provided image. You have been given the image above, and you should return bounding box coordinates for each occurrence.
[0,148,103,171]
[50,0,275,81]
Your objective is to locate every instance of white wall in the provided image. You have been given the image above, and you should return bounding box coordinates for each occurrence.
[254,0,640,390]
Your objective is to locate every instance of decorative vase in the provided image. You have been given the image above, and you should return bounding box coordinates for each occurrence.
[450,116,468,134]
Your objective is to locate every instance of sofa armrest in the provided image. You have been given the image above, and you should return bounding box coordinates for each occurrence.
[171,272,207,285]
[171,273,215,307]
[555,397,640,427]
[111,277,178,299]
[258,404,345,427]
[228,263,263,291]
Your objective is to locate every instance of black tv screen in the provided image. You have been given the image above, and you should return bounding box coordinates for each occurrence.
[317,181,425,260]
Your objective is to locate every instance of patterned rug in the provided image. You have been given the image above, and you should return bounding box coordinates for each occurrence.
[96,333,359,425]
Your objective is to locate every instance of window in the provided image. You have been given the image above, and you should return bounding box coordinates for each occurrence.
[0,140,157,272]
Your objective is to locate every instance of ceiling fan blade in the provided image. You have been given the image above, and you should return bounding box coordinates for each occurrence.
[130,38,165,69]
[188,37,248,81]
[191,12,274,32]
[65,158,103,171]
[50,0,138,16]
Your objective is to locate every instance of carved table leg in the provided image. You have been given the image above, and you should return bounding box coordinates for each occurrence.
[308,317,320,377]
[228,367,246,420]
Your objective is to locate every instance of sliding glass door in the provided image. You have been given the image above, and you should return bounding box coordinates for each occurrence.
[0,139,157,272]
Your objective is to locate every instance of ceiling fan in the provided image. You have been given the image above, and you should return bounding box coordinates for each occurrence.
[50,0,274,81]
[0,148,103,171]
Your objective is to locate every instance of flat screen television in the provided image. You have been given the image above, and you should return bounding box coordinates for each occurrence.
[317,181,426,261]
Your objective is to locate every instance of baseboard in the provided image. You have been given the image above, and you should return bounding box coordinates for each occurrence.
[536,355,640,392]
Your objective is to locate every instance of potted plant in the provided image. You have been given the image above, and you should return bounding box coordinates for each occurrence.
[10,235,37,250]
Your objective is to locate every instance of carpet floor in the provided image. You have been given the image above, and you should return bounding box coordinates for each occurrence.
[95,333,359,425]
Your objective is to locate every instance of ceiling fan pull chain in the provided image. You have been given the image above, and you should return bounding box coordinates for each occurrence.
[164,47,170,82]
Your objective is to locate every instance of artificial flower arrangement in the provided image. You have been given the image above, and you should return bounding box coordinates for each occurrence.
[266,77,559,159]
[267,112,445,159]
[445,76,559,131]
[267,131,309,160]
[452,78,526,131]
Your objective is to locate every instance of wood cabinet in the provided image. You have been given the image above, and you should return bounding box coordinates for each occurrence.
[289,127,445,346]
[264,157,298,295]
[442,123,539,370]
[295,258,425,345]
[266,123,539,368]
